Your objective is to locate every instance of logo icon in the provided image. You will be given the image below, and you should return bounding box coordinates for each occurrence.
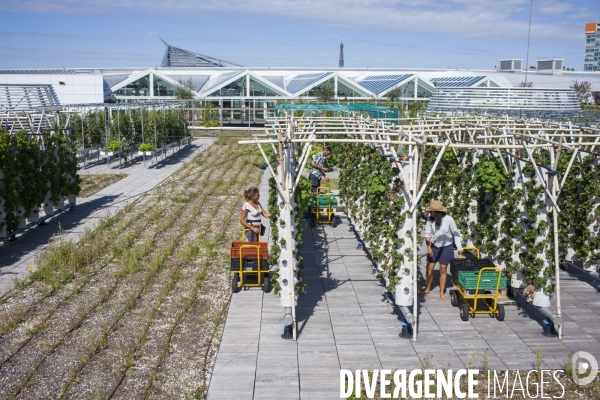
[571,351,598,386]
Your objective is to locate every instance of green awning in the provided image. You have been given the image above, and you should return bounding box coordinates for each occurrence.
[275,103,398,119]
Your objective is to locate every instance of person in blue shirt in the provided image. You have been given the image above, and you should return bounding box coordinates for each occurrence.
[254,154,280,170]
[420,200,464,300]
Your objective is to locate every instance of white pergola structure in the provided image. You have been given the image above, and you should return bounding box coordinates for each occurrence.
[240,113,600,341]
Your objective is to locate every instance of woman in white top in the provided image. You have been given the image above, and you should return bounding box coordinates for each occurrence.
[240,187,271,242]
[420,200,464,300]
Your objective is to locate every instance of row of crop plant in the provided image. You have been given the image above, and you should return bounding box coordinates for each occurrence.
[0,127,79,238]
[0,135,262,398]
[69,107,187,155]
[338,142,599,308]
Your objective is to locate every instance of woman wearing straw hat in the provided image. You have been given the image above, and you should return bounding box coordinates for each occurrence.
[420,200,464,300]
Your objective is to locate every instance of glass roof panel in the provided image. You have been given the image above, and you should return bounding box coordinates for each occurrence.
[299,77,334,97]
[153,76,176,97]
[103,74,130,91]
[249,77,283,97]
[416,79,434,98]
[357,74,413,94]
[286,72,332,94]
[165,75,210,92]
[200,71,244,95]
[397,79,415,98]
[207,76,246,97]
[337,78,371,97]
[260,76,285,89]
[430,76,486,87]
[113,75,150,97]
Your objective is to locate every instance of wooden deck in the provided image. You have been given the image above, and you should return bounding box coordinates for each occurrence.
[207,172,600,399]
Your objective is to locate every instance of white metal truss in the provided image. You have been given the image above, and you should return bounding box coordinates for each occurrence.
[0,84,60,111]
[240,113,600,341]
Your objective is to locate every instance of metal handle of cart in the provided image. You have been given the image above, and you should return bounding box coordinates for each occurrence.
[241,228,261,242]
[316,186,330,195]
[459,246,481,259]
[238,244,262,287]
[471,266,505,312]
[450,246,507,321]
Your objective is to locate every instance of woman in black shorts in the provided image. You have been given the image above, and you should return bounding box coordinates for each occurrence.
[420,200,464,300]
[240,187,271,242]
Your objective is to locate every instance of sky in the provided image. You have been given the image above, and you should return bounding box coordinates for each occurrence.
[0,0,598,71]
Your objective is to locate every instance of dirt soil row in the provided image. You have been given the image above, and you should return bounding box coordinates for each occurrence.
[0,136,263,399]
[78,174,127,198]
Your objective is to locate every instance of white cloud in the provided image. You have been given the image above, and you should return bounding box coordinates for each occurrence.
[0,0,590,45]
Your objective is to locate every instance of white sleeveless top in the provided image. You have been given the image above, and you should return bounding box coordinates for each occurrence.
[242,201,263,223]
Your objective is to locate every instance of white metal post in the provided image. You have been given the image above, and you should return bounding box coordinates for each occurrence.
[412,207,418,341]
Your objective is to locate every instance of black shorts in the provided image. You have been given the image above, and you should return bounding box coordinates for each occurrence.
[308,173,321,191]
[427,244,454,265]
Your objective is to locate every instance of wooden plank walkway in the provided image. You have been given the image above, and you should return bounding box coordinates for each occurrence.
[208,174,600,399]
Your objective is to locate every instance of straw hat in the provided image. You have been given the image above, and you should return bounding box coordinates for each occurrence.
[426,200,447,212]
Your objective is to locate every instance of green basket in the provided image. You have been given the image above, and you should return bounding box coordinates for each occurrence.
[458,271,507,290]
[312,195,338,209]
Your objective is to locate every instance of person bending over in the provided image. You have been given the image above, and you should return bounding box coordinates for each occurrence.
[308,146,332,193]
[420,200,463,300]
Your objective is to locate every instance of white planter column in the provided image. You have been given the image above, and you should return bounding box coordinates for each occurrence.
[276,120,299,340]
[394,160,415,329]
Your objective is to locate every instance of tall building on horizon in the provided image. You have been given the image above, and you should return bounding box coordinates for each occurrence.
[339,41,344,68]
[584,21,600,71]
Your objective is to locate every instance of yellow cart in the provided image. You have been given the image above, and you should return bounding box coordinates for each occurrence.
[310,186,337,227]
[230,230,271,293]
[448,246,507,322]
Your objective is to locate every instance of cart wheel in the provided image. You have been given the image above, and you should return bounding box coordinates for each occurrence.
[262,275,272,293]
[495,304,505,321]
[460,303,469,321]
[450,290,459,307]
[232,274,241,293]
[331,217,337,228]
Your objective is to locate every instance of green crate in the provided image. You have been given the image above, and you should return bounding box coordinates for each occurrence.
[312,195,338,209]
[458,271,506,290]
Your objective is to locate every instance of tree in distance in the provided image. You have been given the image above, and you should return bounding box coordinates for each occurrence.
[518,81,533,87]
[570,80,592,104]
[176,78,195,100]
[384,88,401,103]
[315,82,335,104]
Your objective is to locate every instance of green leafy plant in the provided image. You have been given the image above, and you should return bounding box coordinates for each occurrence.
[108,140,121,152]
[138,143,156,152]
[0,128,79,234]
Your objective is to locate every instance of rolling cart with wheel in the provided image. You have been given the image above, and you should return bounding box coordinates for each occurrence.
[448,246,507,322]
[230,230,271,293]
[310,186,337,227]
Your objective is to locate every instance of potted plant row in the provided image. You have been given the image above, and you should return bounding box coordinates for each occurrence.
[100,140,123,157]
[137,143,156,156]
